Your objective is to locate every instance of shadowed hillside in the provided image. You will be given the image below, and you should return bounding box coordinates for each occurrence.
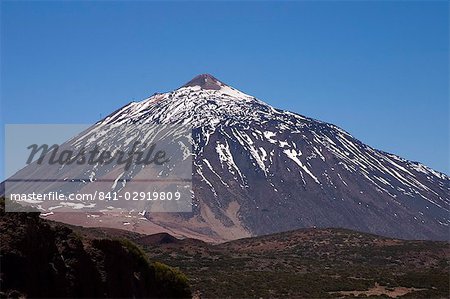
[0,199,191,298]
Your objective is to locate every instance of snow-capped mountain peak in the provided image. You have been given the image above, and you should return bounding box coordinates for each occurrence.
[91,74,450,241]
[100,74,271,128]
[5,74,449,242]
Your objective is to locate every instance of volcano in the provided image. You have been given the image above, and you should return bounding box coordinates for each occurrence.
[5,74,449,241]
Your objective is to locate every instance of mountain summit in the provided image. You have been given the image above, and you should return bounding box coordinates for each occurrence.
[182,73,225,90]
[6,75,450,242]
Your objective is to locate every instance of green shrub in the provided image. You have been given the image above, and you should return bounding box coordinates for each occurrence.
[153,261,191,298]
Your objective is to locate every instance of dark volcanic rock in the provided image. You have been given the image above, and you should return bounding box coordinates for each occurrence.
[182,73,223,90]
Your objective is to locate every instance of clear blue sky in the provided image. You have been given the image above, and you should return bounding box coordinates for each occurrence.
[1,1,449,176]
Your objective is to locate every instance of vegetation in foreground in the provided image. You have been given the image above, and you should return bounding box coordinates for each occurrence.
[79,225,450,298]
[0,198,191,298]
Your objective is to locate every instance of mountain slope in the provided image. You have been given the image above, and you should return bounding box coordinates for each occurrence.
[6,74,450,241]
